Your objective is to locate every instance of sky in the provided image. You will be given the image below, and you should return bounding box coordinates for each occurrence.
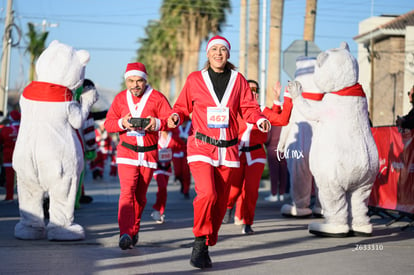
[1,0,413,104]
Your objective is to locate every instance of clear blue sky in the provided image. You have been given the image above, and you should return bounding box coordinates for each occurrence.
[1,0,412,95]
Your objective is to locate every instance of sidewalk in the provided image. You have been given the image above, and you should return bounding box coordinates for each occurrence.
[0,173,413,275]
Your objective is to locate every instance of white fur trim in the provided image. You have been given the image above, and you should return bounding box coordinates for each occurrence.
[118,118,126,130]
[206,39,230,52]
[116,157,157,169]
[154,118,161,131]
[256,118,269,132]
[187,155,240,168]
[154,170,173,176]
[124,70,147,80]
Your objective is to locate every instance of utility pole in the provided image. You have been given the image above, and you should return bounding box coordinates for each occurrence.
[0,0,13,117]
[239,0,247,77]
[266,0,284,107]
[247,0,260,82]
[303,0,317,42]
[259,0,267,107]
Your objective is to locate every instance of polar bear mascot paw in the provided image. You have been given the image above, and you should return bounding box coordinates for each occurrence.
[47,223,85,241]
[308,222,349,238]
[14,222,47,240]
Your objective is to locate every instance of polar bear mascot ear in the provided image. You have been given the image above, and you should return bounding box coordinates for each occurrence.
[313,41,359,93]
[35,40,90,91]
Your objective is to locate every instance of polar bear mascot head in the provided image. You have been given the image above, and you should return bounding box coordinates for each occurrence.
[313,42,358,93]
[36,40,89,90]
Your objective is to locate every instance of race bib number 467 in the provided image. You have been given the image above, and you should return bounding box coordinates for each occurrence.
[207,107,229,128]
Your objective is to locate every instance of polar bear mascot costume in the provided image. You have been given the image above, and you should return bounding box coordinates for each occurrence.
[288,42,379,237]
[279,56,324,218]
[13,40,98,241]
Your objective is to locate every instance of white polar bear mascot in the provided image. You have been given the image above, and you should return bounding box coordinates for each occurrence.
[288,42,379,237]
[279,56,324,218]
[12,40,98,241]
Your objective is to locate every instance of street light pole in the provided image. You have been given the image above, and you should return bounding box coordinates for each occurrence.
[0,0,13,117]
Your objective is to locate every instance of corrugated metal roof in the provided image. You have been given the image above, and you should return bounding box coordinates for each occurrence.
[354,9,414,44]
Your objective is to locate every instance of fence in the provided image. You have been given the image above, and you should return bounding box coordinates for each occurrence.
[369,126,414,224]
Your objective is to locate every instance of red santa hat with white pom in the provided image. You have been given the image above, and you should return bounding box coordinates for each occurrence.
[124,62,148,80]
[206,35,231,57]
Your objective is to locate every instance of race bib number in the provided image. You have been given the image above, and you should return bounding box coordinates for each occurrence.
[207,107,229,128]
[158,148,172,162]
[127,130,145,137]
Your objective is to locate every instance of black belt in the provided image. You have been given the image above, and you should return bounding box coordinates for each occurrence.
[121,141,158,153]
[195,132,238,148]
[240,144,263,152]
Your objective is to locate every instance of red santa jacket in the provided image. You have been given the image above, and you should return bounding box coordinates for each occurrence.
[262,96,293,125]
[154,131,183,176]
[238,97,293,165]
[172,69,268,168]
[104,86,172,169]
[172,121,192,158]
[0,121,20,165]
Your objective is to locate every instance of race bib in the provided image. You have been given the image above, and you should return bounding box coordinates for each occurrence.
[207,107,229,128]
[127,130,145,137]
[158,148,172,162]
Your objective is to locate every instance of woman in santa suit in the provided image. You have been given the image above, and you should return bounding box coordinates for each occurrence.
[167,35,270,269]
[224,80,293,235]
[104,62,172,250]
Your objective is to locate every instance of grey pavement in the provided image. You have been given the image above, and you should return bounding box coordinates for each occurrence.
[0,171,413,275]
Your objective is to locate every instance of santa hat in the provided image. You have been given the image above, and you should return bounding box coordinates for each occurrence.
[206,35,231,54]
[124,62,147,80]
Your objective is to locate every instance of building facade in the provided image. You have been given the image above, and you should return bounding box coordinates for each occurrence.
[354,10,414,127]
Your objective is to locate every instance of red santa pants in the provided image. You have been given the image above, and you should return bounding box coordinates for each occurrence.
[153,173,169,214]
[4,166,15,200]
[172,155,191,195]
[189,161,233,246]
[117,164,154,238]
[227,153,265,225]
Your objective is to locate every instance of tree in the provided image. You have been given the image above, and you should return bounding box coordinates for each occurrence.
[26,22,48,81]
[266,0,284,106]
[239,0,248,76]
[160,0,231,100]
[248,0,260,81]
[136,20,179,100]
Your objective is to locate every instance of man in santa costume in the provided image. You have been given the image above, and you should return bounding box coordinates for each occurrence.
[171,120,192,199]
[224,80,293,234]
[90,121,113,180]
[168,35,270,269]
[104,62,172,250]
[0,110,21,202]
